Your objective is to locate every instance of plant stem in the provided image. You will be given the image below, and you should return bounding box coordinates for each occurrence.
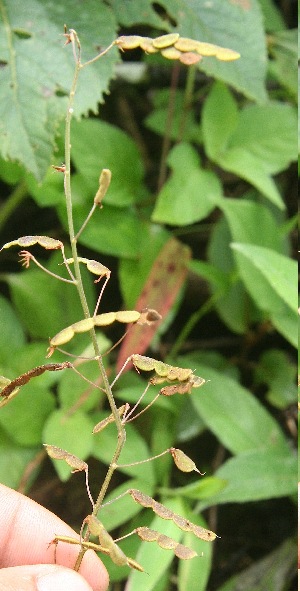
[63,32,126,571]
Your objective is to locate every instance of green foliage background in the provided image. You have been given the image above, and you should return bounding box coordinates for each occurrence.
[0,1,297,590]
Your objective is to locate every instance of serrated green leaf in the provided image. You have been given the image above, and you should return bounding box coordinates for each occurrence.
[198,449,297,508]
[184,362,290,455]
[43,409,94,481]
[0,0,118,180]
[152,143,222,226]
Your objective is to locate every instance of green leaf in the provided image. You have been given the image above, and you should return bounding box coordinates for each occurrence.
[145,89,200,141]
[152,143,222,226]
[6,251,95,339]
[0,384,55,446]
[43,409,94,481]
[71,119,145,207]
[0,428,38,488]
[220,198,285,251]
[125,497,186,591]
[231,243,297,313]
[217,537,297,591]
[92,415,156,485]
[268,30,298,99]
[255,349,297,409]
[198,450,297,508]
[183,362,290,455]
[0,0,118,180]
[202,84,297,207]
[58,201,140,258]
[178,509,213,591]
[0,294,25,364]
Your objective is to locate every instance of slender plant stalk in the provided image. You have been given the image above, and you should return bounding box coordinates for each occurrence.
[62,31,126,571]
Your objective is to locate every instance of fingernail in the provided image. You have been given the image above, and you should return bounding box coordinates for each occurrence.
[37,568,92,591]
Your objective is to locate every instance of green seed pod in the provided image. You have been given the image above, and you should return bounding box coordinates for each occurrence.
[153,33,180,49]
[139,37,158,53]
[215,47,240,61]
[174,37,199,52]
[71,317,95,334]
[116,35,143,50]
[194,41,218,56]
[160,47,182,60]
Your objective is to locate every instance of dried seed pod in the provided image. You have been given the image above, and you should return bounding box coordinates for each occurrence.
[153,33,180,49]
[136,527,198,560]
[179,52,202,65]
[44,445,87,473]
[1,235,63,252]
[160,382,192,396]
[170,448,205,475]
[0,362,72,398]
[94,168,112,205]
[138,308,162,325]
[65,257,111,283]
[93,404,129,434]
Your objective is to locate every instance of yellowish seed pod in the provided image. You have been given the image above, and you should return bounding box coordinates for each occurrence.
[153,33,180,49]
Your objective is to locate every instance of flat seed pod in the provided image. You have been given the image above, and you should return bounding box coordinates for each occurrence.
[167,367,192,381]
[153,33,180,49]
[129,489,154,508]
[160,47,182,60]
[116,35,143,50]
[172,514,191,532]
[152,501,174,520]
[160,382,192,396]
[179,52,202,65]
[136,527,158,542]
[132,355,156,372]
[65,257,110,280]
[153,360,171,377]
[157,534,177,550]
[191,375,206,388]
[174,37,199,52]
[190,523,217,542]
[1,235,63,251]
[194,41,218,56]
[93,312,116,326]
[138,308,162,325]
[174,544,198,560]
[44,445,87,473]
[139,37,158,53]
[170,448,204,474]
[115,310,140,323]
[72,317,95,334]
[215,47,241,61]
[93,404,128,434]
[49,325,75,347]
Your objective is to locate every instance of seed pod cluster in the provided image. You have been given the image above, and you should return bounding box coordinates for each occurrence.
[116,33,240,65]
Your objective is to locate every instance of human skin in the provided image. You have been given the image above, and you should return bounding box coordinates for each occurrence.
[0,484,109,591]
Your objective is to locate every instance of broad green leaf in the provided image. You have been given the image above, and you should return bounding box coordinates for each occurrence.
[207,217,260,334]
[255,349,297,409]
[152,143,222,225]
[178,509,213,591]
[43,409,94,481]
[6,251,95,339]
[0,384,55,446]
[58,201,140,258]
[0,428,38,488]
[258,0,286,31]
[70,119,145,208]
[220,199,285,251]
[92,415,156,485]
[231,244,297,313]
[125,497,186,591]
[0,294,25,364]
[175,0,267,102]
[99,478,155,532]
[174,476,227,501]
[182,362,290,455]
[198,450,297,508]
[202,84,297,207]
[217,537,297,591]
[202,82,239,161]
[0,0,118,180]
[145,89,200,141]
[117,237,191,369]
[268,30,298,99]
